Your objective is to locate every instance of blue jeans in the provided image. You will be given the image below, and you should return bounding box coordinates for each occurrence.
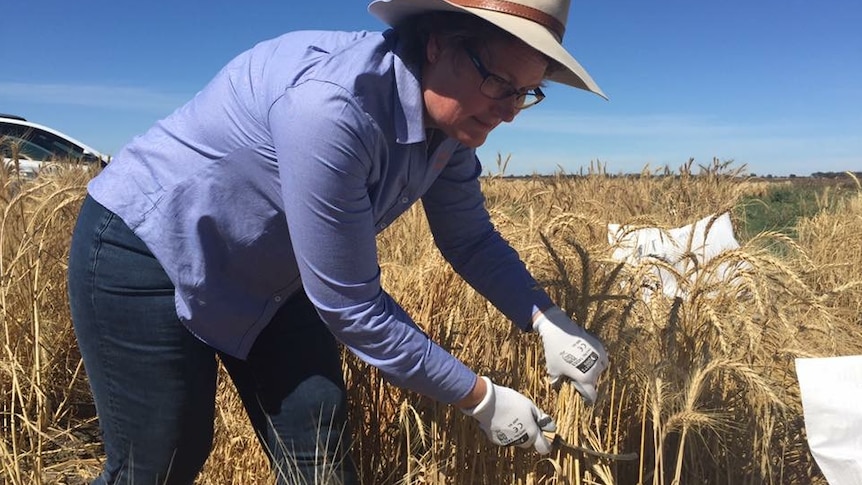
[68,195,358,485]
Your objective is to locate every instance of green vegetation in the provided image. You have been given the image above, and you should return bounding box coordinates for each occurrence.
[737,176,859,241]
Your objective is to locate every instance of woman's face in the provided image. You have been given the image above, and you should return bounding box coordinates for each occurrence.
[422,34,548,148]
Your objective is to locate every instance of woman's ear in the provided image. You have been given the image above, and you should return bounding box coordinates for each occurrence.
[426,33,441,64]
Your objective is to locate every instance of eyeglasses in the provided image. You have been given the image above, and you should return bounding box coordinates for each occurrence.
[463,46,546,110]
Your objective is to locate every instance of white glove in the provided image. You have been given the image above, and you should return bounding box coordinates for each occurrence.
[533,306,608,404]
[461,376,556,454]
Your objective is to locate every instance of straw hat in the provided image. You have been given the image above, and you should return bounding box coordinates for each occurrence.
[368,0,606,98]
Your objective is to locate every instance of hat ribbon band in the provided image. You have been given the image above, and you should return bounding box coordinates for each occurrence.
[449,0,566,40]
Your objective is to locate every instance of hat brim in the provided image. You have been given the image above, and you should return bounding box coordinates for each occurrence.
[368,0,606,99]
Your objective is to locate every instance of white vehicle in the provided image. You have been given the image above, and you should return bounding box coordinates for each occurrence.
[1,114,109,178]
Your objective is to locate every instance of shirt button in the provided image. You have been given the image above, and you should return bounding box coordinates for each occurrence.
[274,296,282,302]
[400,197,409,204]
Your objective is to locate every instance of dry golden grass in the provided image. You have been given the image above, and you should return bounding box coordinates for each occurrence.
[2,160,861,484]
[795,174,862,324]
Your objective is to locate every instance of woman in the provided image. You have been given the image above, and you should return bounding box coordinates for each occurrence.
[67,0,609,483]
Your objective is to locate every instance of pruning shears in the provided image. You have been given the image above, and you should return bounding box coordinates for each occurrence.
[543,431,639,462]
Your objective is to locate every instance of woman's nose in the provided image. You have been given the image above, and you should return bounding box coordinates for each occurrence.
[493,97,518,123]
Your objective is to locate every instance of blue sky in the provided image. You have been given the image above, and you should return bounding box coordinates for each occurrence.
[3,0,860,176]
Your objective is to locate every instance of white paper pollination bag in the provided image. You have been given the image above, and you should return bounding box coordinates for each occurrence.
[795,355,862,485]
[607,212,750,301]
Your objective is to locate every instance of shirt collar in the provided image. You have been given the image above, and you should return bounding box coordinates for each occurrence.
[391,34,426,145]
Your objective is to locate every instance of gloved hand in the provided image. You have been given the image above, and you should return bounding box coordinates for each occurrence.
[533,306,608,404]
[461,376,556,454]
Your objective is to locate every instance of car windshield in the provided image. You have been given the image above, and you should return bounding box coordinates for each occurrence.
[0,122,89,161]
[0,137,55,160]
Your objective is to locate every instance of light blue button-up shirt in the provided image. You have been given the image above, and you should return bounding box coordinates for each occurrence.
[88,29,553,404]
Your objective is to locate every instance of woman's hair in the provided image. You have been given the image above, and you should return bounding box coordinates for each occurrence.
[394,11,562,76]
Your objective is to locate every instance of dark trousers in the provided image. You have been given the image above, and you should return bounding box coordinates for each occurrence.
[68,195,358,485]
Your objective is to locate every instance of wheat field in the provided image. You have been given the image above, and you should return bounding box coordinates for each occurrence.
[2,159,861,484]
